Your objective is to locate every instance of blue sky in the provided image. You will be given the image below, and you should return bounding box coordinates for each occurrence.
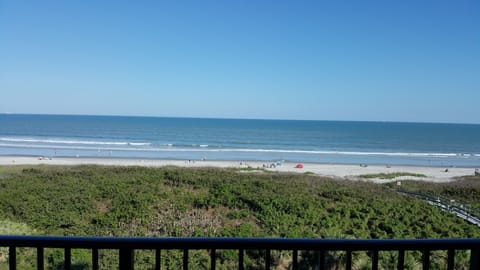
[1,1,479,123]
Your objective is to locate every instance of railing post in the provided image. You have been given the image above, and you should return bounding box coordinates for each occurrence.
[292,250,298,270]
[183,249,188,270]
[119,248,134,270]
[346,250,352,270]
[155,249,161,270]
[397,249,405,270]
[447,249,454,270]
[470,249,479,270]
[92,248,99,270]
[37,247,44,270]
[422,250,430,270]
[9,246,16,270]
[239,249,244,270]
[210,249,216,270]
[64,248,71,270]
[319,250,325,270]
[372,250,378,270]
[265,249,271,270]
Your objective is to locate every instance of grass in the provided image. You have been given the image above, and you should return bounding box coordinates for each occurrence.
[237,166,261,171]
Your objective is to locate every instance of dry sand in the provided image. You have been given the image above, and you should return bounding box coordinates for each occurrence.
[0,156,476,183]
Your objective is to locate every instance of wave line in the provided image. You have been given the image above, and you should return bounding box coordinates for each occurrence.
[0,143,478,158]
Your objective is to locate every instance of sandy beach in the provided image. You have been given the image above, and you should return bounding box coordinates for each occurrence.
[0,156,476,183]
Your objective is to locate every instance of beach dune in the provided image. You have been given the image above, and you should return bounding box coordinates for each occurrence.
[0,156,475,183]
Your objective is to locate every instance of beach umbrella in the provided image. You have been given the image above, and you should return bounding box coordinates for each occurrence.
[296,163,303,169]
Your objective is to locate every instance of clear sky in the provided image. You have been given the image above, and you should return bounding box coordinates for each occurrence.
[1,1,479,123]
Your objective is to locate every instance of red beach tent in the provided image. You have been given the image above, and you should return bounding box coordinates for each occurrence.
[295,163,303,169]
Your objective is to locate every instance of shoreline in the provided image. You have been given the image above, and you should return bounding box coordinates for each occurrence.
[1,155,477,183]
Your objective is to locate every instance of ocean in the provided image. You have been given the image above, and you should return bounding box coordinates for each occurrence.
[0,114,479,167]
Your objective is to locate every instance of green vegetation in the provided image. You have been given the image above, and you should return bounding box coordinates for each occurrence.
[236,166,263,172]
[0,219,37,266]
[0,165,478,269]
[359,172,426,179]
[385,175,480,208]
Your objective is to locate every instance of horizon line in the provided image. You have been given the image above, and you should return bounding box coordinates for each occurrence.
[2,112,479,125]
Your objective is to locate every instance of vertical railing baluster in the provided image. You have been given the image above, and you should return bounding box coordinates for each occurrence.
[64,248,71,270]
[422,250,430,270]
[292,250,298,270]
[397,249,405,270]
[372,250,378,270]
[239,249,244,270]
[155,249,161,270]
[183,249,188,270]
[265,249,271,270]
[9,246,16,270]
[470,249,479,270]
[346,250,352,270]
[119,249,134,270]
[210,249,216,270]
[319,250,325,270]
[447,249,454,270]
[37,247,44,270]
[92,249,99,270]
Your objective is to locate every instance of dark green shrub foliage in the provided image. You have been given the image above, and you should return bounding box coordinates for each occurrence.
[0,165,478,269]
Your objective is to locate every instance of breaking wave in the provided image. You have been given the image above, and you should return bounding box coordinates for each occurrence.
[0,138,151,146]
[0,141,478,159]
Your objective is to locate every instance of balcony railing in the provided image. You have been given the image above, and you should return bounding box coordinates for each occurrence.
[0,236,479,269]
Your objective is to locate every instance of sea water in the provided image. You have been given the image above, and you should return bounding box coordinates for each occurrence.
[0,114,479,167]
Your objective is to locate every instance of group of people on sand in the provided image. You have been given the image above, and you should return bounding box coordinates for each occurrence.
[261,160,284,169]
[262,163,277,168]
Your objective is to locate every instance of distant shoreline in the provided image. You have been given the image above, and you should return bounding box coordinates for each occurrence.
[1,155,477,183]
[2,114,480,168]
[3,113,480,125]
[1,153,478,168]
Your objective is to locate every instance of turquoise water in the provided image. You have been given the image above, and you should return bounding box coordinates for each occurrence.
[0,114,479,167]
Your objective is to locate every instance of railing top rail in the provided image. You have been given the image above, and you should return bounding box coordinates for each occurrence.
[1,236,480,250]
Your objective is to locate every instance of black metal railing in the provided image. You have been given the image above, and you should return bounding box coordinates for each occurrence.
[1,236,479,269]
